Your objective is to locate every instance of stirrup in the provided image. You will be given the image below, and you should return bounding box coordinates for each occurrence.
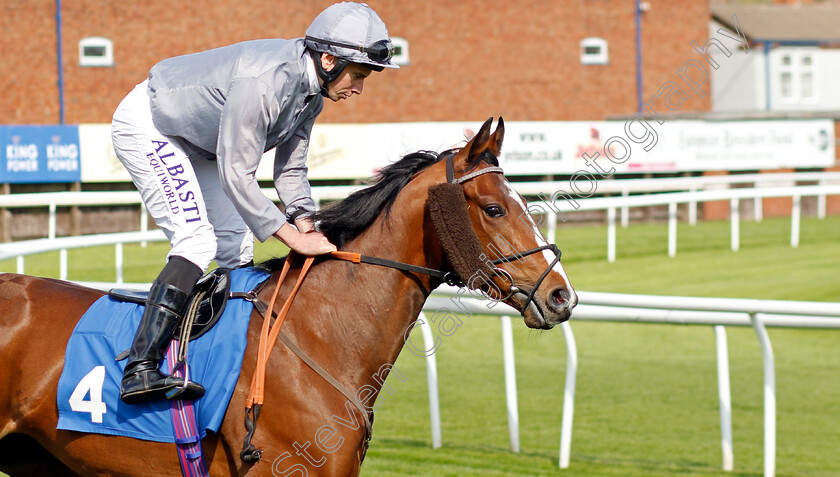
[165,361,203,400]
[121,367,205,404]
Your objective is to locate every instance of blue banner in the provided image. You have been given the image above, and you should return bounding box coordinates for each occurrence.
[0,125,81,183]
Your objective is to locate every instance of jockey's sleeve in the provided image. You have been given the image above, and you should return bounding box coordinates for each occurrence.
[217,75,289,242]
[273,119,317,226]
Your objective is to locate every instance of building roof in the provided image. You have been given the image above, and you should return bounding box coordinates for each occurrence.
[712,3,840,43]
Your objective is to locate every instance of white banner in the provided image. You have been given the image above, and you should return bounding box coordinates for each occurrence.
[365,119,835,176]
[623,119,835,172]
[79,124,133,183]
[79,119,835,183]
[257,124,371,180]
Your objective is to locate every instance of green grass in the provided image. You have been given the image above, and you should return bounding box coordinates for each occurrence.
[557,214,840,301]
[360,216,840,477]
[1,216,838,476]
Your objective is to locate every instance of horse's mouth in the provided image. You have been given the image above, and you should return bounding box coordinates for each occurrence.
[507,288,572,330]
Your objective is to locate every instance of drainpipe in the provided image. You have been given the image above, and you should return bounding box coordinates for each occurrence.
[764,41,771,111]
[635,0,644,113]
[56,0,65,124]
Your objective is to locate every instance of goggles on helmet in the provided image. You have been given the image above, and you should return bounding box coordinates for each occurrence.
[305,36,394,63]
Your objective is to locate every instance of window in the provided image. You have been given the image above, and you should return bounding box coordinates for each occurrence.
[79,37,113,67]
[580,37,608,65]
[390,37,410,66]
[780,72,793,98]
[801,72,813,98]
[776,48,816,103]
[800,55,813,98]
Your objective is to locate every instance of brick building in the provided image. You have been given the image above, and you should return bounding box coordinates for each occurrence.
[1,0,712,125]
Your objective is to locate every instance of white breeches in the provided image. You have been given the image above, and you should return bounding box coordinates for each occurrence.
[111,80,254,271]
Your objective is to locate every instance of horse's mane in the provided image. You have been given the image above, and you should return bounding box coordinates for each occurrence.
[259,147,498,272]
[316,150,440,248]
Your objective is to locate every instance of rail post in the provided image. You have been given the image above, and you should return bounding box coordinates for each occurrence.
[558,321,578,469]
[500,316,520,452]
[749,313,776,477]
[714,325,734,471]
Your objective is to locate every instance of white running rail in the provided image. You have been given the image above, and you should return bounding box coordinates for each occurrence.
[423,286,840,477]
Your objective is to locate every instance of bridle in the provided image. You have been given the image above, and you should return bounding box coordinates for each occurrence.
[440,153,562,312]
[324,152,563,313]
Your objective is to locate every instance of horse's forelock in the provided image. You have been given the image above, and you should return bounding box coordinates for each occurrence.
[471,150,499,169]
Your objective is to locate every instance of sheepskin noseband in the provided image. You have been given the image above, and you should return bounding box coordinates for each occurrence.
[427,182,493,288]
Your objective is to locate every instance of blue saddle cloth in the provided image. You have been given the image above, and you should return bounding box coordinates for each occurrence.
[56,267,269,442]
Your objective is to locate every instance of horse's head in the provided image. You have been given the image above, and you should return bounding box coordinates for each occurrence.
[314,116,576,328]
[424,117,577,329]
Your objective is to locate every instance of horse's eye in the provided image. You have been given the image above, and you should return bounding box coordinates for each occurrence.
[484,204,505,218]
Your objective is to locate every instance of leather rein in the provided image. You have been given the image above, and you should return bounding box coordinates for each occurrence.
[238,154,563,463]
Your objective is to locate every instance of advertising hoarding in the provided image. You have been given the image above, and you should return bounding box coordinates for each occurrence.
[1,125,81,183]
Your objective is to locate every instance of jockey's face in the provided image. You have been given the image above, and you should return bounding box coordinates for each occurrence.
[321,53,373,102]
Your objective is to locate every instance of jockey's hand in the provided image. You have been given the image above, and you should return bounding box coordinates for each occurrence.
[294,215,316,234]
[274,223,337,255]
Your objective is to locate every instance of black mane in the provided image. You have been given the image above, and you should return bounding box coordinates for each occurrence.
[314,150,442,248]
[313,148,499,248]
[261,151,445,272]
[259,147,500,272]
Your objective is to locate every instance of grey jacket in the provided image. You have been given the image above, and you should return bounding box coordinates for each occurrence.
[148,38,323,242]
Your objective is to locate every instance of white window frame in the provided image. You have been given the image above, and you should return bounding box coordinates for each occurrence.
[390,37,409,66]
[79,37,114,67]
[580,37,608,65]
[775,47,817,105]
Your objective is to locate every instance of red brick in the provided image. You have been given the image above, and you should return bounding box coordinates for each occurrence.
[1,0,712,125]
[760,169,794,218]
[700,170,729,221]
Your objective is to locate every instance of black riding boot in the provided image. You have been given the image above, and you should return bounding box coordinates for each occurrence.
[120,279,205,404]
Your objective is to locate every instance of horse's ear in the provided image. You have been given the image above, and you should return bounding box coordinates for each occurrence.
[487,117,505,157]
[465,117,494,164]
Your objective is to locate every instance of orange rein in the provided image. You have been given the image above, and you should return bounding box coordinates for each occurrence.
[245,250,361,409]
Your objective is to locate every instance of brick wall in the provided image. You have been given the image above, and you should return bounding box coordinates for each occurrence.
[826,166,840,215]
[1,0,712,125]
[1,1,62,124]
[700,170,730,220]
[760,168,795,218]
[5,0,835,230]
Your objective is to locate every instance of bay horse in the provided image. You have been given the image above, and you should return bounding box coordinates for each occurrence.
[0,117,576,476]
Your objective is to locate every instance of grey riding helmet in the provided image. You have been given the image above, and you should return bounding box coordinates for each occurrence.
[305,2,398,93]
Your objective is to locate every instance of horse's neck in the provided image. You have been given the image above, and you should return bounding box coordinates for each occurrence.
[282,214,439,399]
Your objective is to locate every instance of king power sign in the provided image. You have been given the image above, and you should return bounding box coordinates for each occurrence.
[1,126,81,183]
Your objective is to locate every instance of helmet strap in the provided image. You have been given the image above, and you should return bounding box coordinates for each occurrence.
[313,53,350,97]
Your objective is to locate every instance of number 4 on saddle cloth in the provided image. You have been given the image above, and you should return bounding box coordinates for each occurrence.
[56,266,269,442]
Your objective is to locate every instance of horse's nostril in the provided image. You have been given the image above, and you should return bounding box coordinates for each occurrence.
[548,287,569,312]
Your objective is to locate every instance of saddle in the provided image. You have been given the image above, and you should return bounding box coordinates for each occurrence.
[109,268,233,344]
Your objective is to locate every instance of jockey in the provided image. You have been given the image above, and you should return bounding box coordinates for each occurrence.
[111,2,398,404]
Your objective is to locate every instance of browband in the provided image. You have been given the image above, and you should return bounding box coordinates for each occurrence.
[444,153,504,184]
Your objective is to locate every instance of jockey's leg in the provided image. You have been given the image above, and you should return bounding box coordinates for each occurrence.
[190,155,255,269]
[112,79,216,404]
[120,256,205,404]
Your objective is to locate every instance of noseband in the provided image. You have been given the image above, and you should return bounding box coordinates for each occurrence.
[446,153,563,310]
